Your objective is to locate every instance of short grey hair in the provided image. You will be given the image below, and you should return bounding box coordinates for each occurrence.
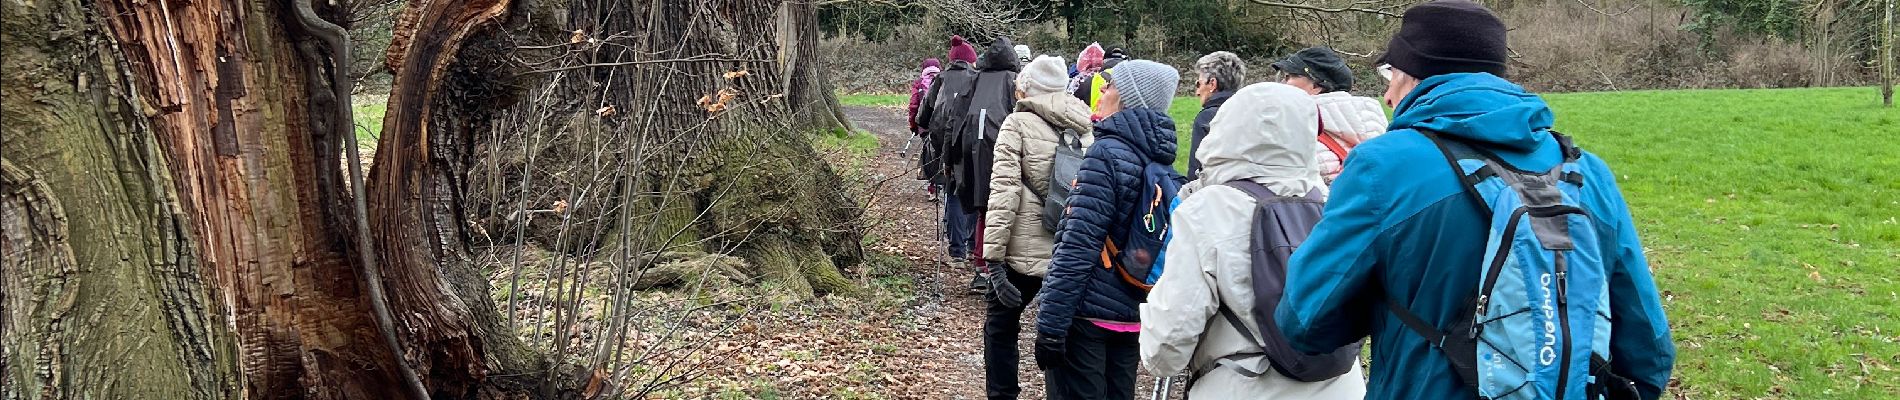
[1194,51,1247,92]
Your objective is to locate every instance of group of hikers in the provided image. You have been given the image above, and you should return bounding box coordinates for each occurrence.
[904,1,1677,399]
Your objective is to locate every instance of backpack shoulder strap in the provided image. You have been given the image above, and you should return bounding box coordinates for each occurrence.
[1419,130,1497,217]
[1550,131,1587,188]
[1209,179,1277,377]
[1316,114,1350,163]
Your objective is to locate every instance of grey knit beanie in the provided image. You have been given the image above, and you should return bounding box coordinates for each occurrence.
[1102,60,1179,111]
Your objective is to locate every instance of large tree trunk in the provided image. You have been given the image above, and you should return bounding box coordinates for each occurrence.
[455,0,865,301]
[1,0,238,396]
[4,0,849,395]
[780,0,854,132]
[3,0,551,395]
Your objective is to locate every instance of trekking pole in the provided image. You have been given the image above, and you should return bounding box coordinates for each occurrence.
[899,135,915,161]
[1151,375,1175,400]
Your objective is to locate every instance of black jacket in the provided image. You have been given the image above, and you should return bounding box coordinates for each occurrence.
[1186,90,1234,181]
[952,38,1020,213]
[915,61,979,186]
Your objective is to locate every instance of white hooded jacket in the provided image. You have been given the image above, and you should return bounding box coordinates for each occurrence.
[1313,91,1388,183]
[1139,83,1366,399]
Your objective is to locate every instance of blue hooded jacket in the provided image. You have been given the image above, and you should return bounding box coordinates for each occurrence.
[1274,73,1675,400]
[1037,107,1177,340]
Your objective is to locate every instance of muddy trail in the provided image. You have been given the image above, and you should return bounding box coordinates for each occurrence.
[844,105,1173,399]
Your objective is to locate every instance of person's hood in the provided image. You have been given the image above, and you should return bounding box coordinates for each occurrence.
[977,37,1021,72]
[1094,108,1178,165]
[1016,92,1094,134]
[1201,90,1236,109]
[1196,83,1324,198]
[1390,73,1556,156]
[921,58,941,70]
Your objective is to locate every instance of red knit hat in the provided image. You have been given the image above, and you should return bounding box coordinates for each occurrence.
[947,36,979,64]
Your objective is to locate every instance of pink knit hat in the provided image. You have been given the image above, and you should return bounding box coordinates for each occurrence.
[1075,42,1106,74]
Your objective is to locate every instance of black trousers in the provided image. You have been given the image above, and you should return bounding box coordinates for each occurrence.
[982,267,1043,400]
[1043,319,1140,400]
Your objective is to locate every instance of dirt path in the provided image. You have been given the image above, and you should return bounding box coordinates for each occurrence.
[844,105,1012,399]
[847,106,1169,399]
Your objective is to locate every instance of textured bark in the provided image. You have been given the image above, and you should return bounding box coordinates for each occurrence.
[4,0,545,395]
[779,0,854,133]
[455,0,865,300]
[79,0,427,395]
[0,0,238,396]
[379,0,571,396]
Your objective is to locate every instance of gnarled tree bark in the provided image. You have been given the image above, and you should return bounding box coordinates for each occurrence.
[3,0,560,395]
[455,0,865,302]
[2,0,237,395]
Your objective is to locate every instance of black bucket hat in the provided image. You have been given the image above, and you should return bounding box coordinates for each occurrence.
[1272,47,1355,93]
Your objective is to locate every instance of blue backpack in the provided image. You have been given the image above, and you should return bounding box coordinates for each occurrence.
[1099,137,1185,293]
[1387,131,1641,400]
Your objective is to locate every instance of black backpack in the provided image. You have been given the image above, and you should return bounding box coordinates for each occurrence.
[1203,180,1362,383]
[951,70,1016,213]
[1040,128,1085,233]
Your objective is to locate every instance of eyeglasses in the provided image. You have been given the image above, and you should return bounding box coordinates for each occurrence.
[1377,64,1395,82]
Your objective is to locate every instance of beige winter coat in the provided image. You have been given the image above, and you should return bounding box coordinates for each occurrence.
[1313,91,1389,184]
[981,92,1095,277]
[1140,83,1365,399]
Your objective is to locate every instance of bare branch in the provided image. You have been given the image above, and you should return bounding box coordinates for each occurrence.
[1247,0,1403,17]
[515,55,773,76]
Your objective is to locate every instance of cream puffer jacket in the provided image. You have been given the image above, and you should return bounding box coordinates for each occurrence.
[980,92,1094,277]
[1141,83,1365,399]
[1313,91,1389,184]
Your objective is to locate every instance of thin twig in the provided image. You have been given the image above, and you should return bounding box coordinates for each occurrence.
[1246,0,1402,17]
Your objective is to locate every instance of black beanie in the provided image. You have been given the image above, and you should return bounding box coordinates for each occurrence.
[1377,0,1509,79]
[1272,47,1355,92]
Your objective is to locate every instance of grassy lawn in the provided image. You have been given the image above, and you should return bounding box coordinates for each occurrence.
[845,88,1900,398]
[352,94,388,148]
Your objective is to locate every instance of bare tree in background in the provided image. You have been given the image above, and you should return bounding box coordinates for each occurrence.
[1884,0,1895,106]
[821,0,1034,40]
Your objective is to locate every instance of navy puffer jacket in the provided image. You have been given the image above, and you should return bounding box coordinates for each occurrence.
[1036,107,1178,340]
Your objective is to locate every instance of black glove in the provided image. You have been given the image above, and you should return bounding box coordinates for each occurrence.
[985,262,1024,309]
[1034,334,1067,371]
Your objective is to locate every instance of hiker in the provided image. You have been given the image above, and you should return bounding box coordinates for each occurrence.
[1274,2,1677,400]
[1140,82,1366,399]
[979,54,1094,400]
[1069,43,1108,111]
[1014,44,1034,69]
[1102,47,1131,69]
[914,36,982,275]
[1035,59,1182,400]
[949,37,1022,295]
[1068,42,1104,80]
[908,58,944,200]
[1186,51,1246,181]
[1270,47,1388,184]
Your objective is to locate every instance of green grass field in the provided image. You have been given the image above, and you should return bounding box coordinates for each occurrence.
[844,87,1900,398]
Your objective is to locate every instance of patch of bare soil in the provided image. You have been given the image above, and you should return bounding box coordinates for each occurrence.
[489,105,1171,399]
